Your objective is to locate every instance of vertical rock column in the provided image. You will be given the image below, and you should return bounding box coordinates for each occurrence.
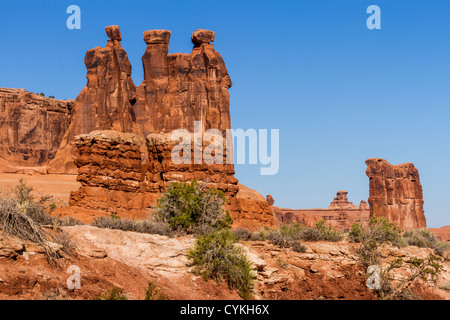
[49,25,140,174]
[366,158,427,230]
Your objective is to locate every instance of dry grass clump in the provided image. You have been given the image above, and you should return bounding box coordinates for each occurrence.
[0,179,77,263]
[92,216,174,237]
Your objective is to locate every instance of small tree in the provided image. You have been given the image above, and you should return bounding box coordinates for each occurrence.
[155,181,233,234]
[188,229,255,299]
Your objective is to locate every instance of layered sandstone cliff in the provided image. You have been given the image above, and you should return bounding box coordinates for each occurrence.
[0,88,73,167]
[69,130,273,230]
[366,158,427,230]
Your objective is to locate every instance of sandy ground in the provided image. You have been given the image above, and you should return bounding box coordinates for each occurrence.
[0,173,80,204]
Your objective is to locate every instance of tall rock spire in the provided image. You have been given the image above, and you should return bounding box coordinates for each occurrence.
[49,25,140,173]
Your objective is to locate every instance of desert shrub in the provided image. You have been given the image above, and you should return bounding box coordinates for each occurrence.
[278,223,305,240]
[373,253,443,300]
[440,281,450,292]
[256,227,272,241]
[249,231,264,241]
[358,237,380,268]
[354,217,406,268]
[94,288,128,300]
[349,222,364,243]
[314,219,343,242]
[403,229,450,259]
[188,229,255,300]
[291,240,307,253]
[144,282,165,300]
[155,181,233,234]
[434,242,450,260]
[0,180,76,262]
[232,227,252,241]
[275,257,288,269]
[403,229,438,248]
[298,228,323,242]
[268,231,292,248]
[92,216,173,237]
[369,217,406,247]
[269,220,342,244]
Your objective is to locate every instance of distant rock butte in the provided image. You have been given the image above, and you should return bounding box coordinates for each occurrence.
[366,158,427,230]
[273,191,370,231]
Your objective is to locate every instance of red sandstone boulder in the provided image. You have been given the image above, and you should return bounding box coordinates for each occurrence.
[366,158,427,230]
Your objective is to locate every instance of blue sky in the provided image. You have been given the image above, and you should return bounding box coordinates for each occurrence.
[1,1,449,227]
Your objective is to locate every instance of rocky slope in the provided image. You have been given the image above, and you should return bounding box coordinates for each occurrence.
[0,225,448,300]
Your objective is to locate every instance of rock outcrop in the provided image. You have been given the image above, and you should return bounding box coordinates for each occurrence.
[69,130,273,230]
[328,191,359,210]
[232,185,275,230]
[0,88,73,167]
[366,158,427,230]
[48,26,140,174]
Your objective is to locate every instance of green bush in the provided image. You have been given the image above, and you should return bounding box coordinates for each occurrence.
[349,222,364,243]
[144,282,165,300]
[403,229,450,260]
[94,288,128,300]
[374,253,443,300]
[291,240,307,253]
[232,227,252,241]
[155,181,233,234]
[297,228,323,242]
[369,217,406,247]
[188,229,255,300]
[354,217,406,267]
[314,219,343,242]
[268,231,292,248]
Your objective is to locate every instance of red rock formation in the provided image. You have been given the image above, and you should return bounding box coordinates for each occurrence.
[69,130,274,230]
[273,191,370,231]
[366,158,427,230]
[134,29,232,136]
[0,88,73,167]
[69,131,151,219]
[266,195,275,206]
[328,190,359,210]
[49,26,140,174]
[231,184,275,230]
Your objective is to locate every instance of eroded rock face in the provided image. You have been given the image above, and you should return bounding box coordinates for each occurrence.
[366,158,427,230]
[328,191,359,210]
[48,26,140,174]
[69,130,274,230]
[0,88,73,167]
[232,184,275,230]
[134,29,232,136]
